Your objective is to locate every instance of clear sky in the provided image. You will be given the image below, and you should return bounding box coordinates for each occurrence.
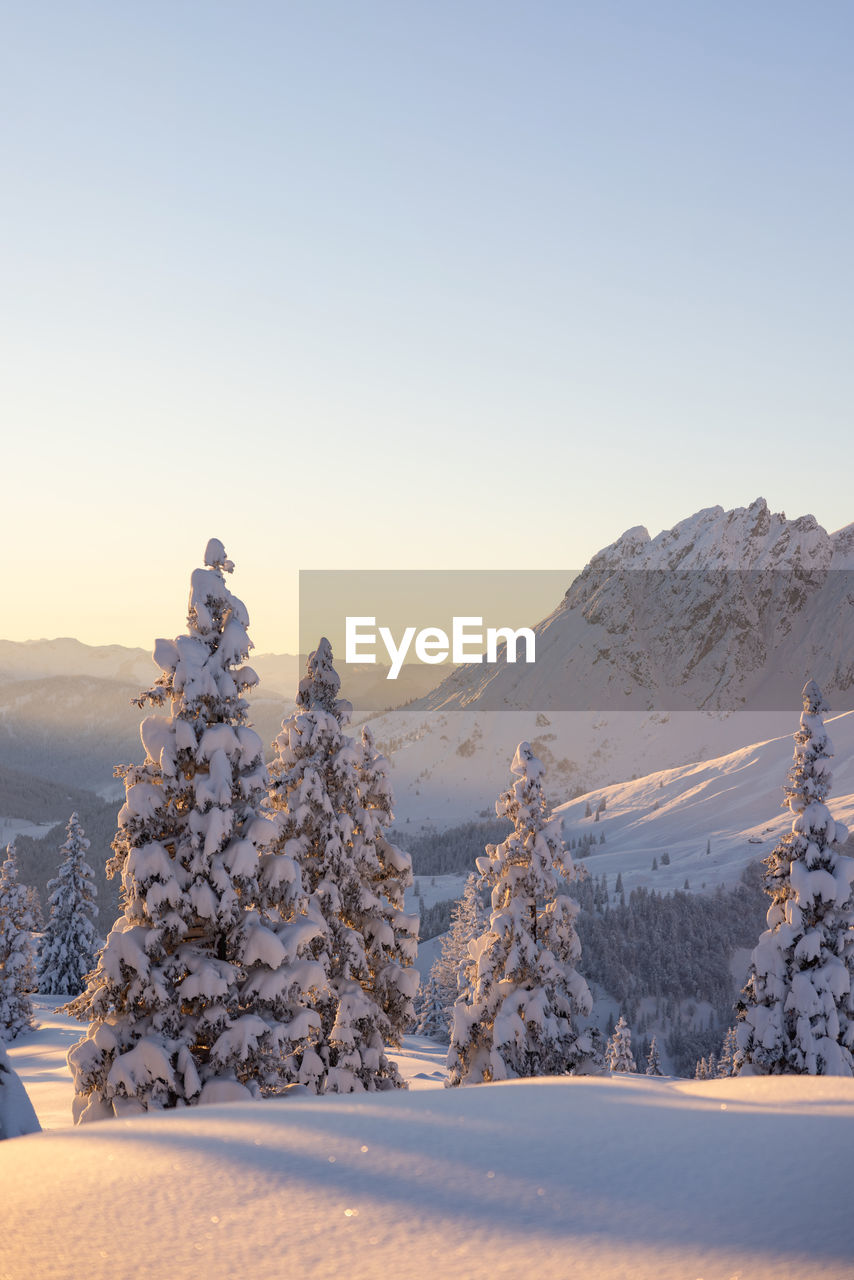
[2,2,853,652]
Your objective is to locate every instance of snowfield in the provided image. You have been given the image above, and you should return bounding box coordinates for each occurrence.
[3,1003,854,1279]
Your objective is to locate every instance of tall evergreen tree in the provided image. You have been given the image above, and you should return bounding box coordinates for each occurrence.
[267,640,415,1092]
[607,1015,636,1073]
[26,887,44,934]
[413,973,447,1040]
[0,845,36,1041]
[734,681,854,1076]
[447,743,595,1085]
[717,1027,737,1077]
[38,813,99,997]
[428,873,487,1037]
[645,1036,663,1076]
[351,726,419,1049]
[67,540,315,1121]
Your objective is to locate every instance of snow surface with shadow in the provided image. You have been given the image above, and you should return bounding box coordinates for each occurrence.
[3,1006,854,1279]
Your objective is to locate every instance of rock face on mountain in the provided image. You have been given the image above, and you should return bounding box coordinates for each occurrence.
[418,499,854,714]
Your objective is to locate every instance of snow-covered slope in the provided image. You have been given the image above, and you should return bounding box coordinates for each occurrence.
[553,709,854,897]
[3,1004,854,1280]
[392,706,852,901]
[372,704,808,831]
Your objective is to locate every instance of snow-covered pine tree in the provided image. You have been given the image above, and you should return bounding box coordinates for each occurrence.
[414,973,447,1040]
[645,1036,663,1076]
[267,639,412,1092]
[717,1026,737,1077]
[0,845,36,1041]
[607,1015,636,1073]
[67,540,315,1121]
[26,887,44,934]
[428,873,487,1037]
[409,977,425,1026]
[734,680,854,1077]
[350,725,419,1052]
[447,742,595,1085]
[38,813,99,997]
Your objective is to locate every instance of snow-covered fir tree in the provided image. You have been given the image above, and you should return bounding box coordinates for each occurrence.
[67,540,317,1121]
[413,973,447,1040]
[447,742,595,1085]
[351,725,419,1049]
[717,1027,737,1077]
[0,845,36,1042]
[607,1016,636,1073]
[410,981,423,1027]
[645,1036,663,1076]
[267,639,417,1093]
[734,680,854,1077]
[26,887,44,934]
[38,813,99,997]
[427,872,487,1037]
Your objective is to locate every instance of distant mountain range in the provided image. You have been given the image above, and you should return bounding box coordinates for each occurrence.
[0,638,439,795]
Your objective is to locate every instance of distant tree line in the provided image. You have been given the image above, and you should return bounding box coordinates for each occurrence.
[399,818,512,877]
[572,865,766,1015]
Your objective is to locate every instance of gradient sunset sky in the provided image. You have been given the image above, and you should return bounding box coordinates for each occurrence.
[3,3,853,652]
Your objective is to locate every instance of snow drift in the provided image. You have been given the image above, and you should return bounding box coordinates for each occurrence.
[2,1068,853,1280]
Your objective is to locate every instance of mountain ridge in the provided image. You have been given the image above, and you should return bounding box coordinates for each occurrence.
[415,498,854,715]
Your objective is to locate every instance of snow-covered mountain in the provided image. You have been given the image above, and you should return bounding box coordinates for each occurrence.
[371,499,854,828]
[419,498,854,714]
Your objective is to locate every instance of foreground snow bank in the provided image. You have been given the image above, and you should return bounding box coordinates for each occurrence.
[3,1073,854,1280]
[0,1044,40,1140]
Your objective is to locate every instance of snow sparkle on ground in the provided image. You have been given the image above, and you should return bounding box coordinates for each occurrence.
[3,1000,854,1279]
